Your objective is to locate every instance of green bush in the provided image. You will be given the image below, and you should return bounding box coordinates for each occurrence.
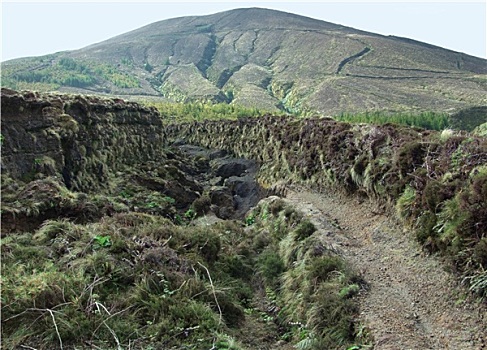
[258,250,285,286]
[294,219,317,241]
[334,111,450,131]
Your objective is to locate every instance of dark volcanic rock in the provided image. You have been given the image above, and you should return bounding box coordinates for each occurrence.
[210,186,236,219]
[213,159,253,179]
[175,143,264,219]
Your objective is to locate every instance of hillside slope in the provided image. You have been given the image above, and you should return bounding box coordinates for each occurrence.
[2,8,486,115]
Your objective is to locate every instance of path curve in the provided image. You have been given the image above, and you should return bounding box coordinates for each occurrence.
[285,186,486,350]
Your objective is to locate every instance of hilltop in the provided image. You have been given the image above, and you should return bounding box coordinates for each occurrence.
[2,8,486,115]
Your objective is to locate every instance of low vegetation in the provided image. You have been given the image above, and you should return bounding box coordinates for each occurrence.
[246,198,366,349]
[1,175,365,349]
[2,56,139,90]
[140,100,274,122]
[334,111,450,131]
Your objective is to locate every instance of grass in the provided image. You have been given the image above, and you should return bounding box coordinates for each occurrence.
[1,214,241,349]
[1,181,365,350]
[140,100,274,123]
[247,198,366,349]
[396,186,416,221]
[333,111,450,131]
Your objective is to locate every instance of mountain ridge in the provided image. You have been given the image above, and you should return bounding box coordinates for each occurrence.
[2,7,486,115]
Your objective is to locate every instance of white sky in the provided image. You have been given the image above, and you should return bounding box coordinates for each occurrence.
[1,1,486,62]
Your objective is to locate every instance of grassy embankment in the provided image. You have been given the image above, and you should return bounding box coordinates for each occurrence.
[1,175,366,349]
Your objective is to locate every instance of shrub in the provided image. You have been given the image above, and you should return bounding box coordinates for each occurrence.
[294,219,317,241]
[258,250,285,286]
[308,256,344,283]
[396,186,416,220]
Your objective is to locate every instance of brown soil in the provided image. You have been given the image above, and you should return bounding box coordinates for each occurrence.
[285,185,487,350]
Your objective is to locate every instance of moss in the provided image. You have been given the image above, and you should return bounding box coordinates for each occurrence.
[458,169,487,241]
[422,180,455,212]
[257,249,285,287]
[473,238,487,267]
[395,141,425,177]
[415,211,438,251]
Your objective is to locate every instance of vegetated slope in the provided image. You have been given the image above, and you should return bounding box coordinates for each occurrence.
[2,8,487,115]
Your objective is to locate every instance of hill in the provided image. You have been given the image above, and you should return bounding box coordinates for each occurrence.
[2,8,487,115]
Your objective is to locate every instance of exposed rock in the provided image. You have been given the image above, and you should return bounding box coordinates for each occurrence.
[213,158,254,179]
[225,175,264,218]
[175,143,264,219]
[209,186,236,219]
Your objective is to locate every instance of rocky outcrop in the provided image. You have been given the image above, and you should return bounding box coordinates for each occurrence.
[176,143,264,219]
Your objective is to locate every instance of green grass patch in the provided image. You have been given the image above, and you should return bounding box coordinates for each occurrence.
[2,56,140,90]
[247,198,366,349]
[334,111,450,131]
[141,100,274,122]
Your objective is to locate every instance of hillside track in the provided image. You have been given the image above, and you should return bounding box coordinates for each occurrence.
[285,186,486,350]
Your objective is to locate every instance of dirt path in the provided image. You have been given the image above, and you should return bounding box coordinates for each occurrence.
[285,186,486,350]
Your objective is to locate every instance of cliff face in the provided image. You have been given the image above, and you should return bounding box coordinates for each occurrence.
[1,88,165,192]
